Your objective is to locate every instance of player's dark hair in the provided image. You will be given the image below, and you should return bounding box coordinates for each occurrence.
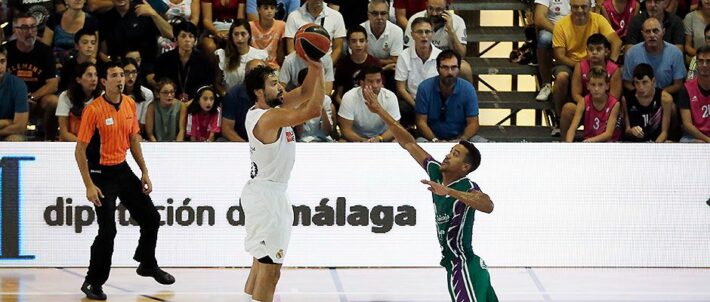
[245,65,277,101]
[458,141,481,174]
[586,33,610,49]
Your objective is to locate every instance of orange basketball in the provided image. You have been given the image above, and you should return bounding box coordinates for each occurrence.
[294,23,331,61]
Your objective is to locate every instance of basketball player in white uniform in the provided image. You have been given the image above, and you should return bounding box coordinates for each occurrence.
[240,60,324,302]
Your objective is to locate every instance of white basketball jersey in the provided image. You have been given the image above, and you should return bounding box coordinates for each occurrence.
[245,107,296,183]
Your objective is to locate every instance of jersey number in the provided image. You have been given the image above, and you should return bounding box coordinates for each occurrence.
[593,117,601,130]
[702,105,710,119]
[250,162,258,179]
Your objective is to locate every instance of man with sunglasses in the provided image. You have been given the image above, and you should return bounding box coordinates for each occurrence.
[414,50,484,143]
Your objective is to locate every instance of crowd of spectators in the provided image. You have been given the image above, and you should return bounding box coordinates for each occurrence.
[0,0,708,143]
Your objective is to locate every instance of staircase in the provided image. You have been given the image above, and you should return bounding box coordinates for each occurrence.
[454,0,555,142]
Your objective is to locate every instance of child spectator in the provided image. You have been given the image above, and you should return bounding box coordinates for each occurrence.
[180,85,222,142]
[249,0,286,67]
[145,78,182,141]
[565,67,622,142]
[621,63,673,142]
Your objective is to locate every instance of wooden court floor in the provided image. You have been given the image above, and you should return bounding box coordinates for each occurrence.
[0,267,708,301]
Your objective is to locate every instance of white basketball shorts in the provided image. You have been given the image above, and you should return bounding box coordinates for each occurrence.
[240,179,293,264]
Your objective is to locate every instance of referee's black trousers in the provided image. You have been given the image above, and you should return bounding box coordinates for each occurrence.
[85,162,161,286]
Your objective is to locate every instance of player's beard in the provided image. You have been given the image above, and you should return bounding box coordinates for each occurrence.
[266,91,284,108]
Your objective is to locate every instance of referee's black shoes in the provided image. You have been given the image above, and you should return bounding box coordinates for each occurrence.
[136,265,176,285]
[81,281,107,300]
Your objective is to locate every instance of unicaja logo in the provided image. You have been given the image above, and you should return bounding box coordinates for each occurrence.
[0,157,35,260]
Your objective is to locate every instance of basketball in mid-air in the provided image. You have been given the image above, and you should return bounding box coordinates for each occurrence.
[294,23,331,61]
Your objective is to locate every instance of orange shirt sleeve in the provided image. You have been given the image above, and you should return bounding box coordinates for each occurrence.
[77,105,98,143]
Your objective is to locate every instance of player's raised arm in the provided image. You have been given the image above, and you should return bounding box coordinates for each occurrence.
[250,64,324,136]
[363,85,432,168]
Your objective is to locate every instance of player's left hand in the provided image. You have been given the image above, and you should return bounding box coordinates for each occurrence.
[141,174,153,194]
[421,179,449,196]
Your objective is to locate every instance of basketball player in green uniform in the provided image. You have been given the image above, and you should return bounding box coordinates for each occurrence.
[362,85,498,302]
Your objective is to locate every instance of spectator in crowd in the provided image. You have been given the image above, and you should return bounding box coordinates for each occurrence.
[534,0,571,101]
[43,0,99,67]
[249,0,286,67]
[395,17,441,127]
[246,0,298,22]
[97,0,173,71]
[7,13,59,140]
[145,78,182,141]
[295,68,334,142]
[0,45,29,141]
[403,0,472,82]
[565,67,622,142]
[678,45,710,142]
[600,0,639,43]
[621,63,673,142]
[164,0,200,26]
[325,0,368,30]
[394,0,429,29]
[284,0,346,64]
[683,0,710,57]
[333,26,380,105]
[625,0,685,53]
[55,62,101,141]
[152,21,214,102]
[551,0,620,134]
[58,28,101,92]
[667,0,698,17]
[279,50,334,92]
[623,18,686,95]
[338,64,400,142]
[361,0,404,72]
[221,58,265,141]
[122,58,153,134]
[8,0,61,41]
[687,24,710,80]
[200,0,245,56]
[179,85,222,142]
[215,19,268,92]
[564,34,621,137]
[415,50,484,143]
[157,0,201,53]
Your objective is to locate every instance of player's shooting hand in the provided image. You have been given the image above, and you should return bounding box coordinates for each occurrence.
[135,0,158,17]
[421,179,449,196]
[141,174,153,194]
[304,55,323,69]
[86,184,104,207]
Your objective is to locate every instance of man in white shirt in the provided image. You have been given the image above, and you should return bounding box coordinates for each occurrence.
[339,65,401,142]
[395,17,441,127]
[361,0,404,71]
[534,0,571,101]
[284,0,347,64]
[403,0,471,82]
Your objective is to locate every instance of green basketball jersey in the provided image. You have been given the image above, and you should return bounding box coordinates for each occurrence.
[425,158,480,266]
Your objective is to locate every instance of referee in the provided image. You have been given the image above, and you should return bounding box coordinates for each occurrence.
[75,60,175,300]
